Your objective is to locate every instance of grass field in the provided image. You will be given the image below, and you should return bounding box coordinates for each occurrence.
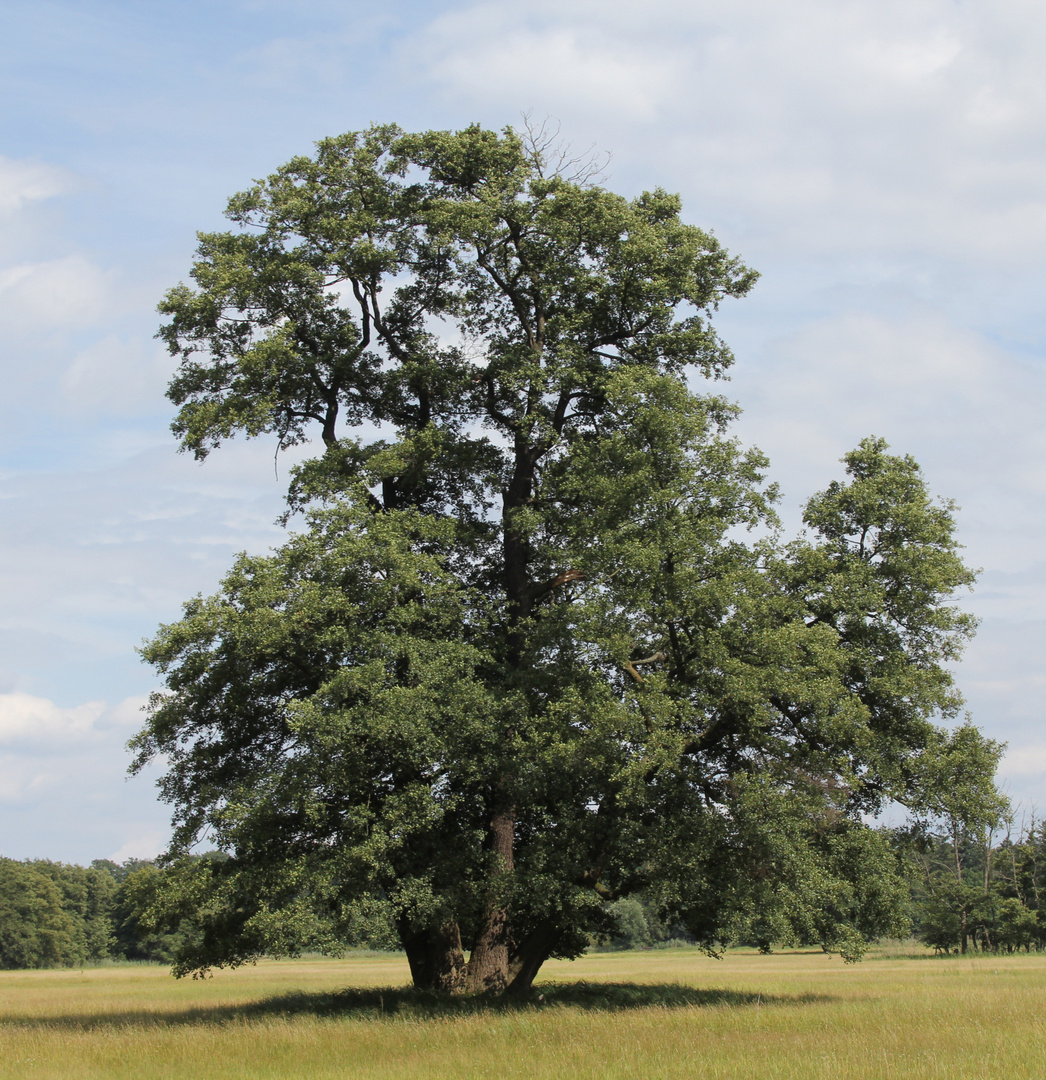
[2,946,1045,1079]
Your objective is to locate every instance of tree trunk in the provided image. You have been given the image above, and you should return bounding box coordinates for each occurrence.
[464,415,534,994]
[465,806,515,993]
[506,919,562,995]
[400,920,466,993]
[954,825,968,955]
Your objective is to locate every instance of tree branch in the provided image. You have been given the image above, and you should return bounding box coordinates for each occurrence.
[622,651,666,684]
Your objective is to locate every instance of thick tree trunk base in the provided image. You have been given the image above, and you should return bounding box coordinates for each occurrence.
[400,921,466,993]
[400,916,560,997]
[465,906,511,993]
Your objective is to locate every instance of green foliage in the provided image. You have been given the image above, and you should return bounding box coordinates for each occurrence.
[606,898,654,949]
[912,723,1009,836]
[31,860,118,961]
[0,859,81,968]
[904,811,1046,956]
[898,722,1012,955]
[0,855,303,969]
[108,862,201,963]
[0,858,123,968]
[135,123,1000,993]
[791,438,979,792]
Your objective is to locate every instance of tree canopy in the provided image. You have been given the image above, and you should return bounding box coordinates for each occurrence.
[132,123,996,994]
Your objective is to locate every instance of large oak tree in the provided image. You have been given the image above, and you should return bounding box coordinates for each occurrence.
[132,124,989,993]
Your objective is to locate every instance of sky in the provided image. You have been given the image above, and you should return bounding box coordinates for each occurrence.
[1,0,1044,863]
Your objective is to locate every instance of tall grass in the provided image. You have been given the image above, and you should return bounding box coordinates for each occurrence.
[2,947,1044,1079]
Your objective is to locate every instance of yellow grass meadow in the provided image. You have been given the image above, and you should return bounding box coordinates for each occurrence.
[2,946,1045,1080]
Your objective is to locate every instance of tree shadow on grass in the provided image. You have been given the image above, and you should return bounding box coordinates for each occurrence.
[0,981,834,1032]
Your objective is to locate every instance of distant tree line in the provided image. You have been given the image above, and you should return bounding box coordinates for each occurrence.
[600,821,1046,957]
[0,854,401,970]
[7,822,1046,968]
[0,857,208,969]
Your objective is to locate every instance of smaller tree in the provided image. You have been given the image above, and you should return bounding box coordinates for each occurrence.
[995,819,1046,948]
[992,895,1040,953]
[907,725,1009,953]
[606,898,655,950]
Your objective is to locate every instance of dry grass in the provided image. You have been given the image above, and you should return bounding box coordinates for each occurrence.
[2,946,1046,1079]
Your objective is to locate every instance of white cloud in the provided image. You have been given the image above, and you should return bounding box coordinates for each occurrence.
[422,9,678,121]
[0,741,170,860]
[410,0,1046,262]
[1001,745,1046,777]
[0,754,55,803]
[106,829,166,863]
[0,692,166,862]
[728,310,1046,569]
[0,156,124,350]
[98,694,151,731]
[0,256,116,331]
[0,693,106,749]
[0,692,145,752]
[0,156,70,218]
[61,335,173,414]
[0,438,291,712]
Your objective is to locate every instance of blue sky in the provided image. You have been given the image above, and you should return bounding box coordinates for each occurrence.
[2,0,1045,862]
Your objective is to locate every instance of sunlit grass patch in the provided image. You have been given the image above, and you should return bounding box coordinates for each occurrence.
[2,947,1046,1079]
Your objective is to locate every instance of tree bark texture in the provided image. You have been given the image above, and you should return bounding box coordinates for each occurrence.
[399,921,466,993]
[506,919,563,995]
[464,806,516,993]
